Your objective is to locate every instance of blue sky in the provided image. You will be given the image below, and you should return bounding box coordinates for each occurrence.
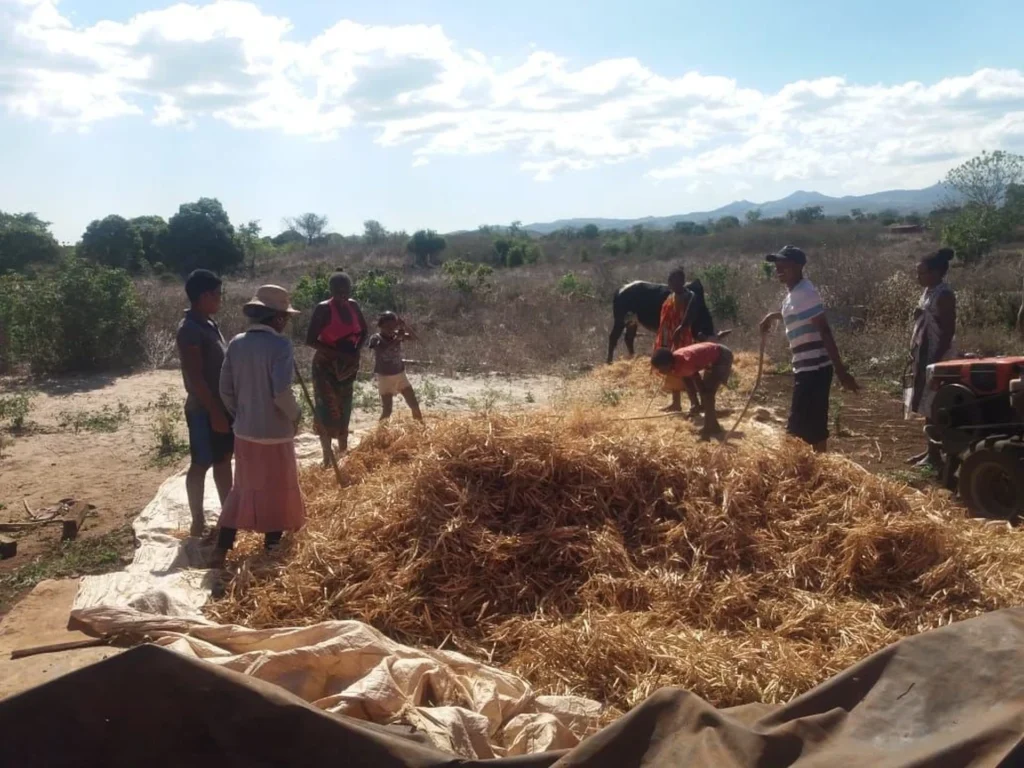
[2,0,1023,242]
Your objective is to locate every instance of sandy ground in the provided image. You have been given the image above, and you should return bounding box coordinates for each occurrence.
[0,370,186,571]
[0,369,564,579]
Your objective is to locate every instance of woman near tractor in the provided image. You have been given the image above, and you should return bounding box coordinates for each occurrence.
[905,248,957,467]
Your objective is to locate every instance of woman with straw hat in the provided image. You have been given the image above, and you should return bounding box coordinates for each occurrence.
[210,285,305,567]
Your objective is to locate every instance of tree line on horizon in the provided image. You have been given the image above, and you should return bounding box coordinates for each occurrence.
[1,150,1022,279]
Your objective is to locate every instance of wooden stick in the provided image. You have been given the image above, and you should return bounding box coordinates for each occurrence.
[293,362,344,489]
[11,638,107,660]
[726,332,767,443]
[0,520,60,532]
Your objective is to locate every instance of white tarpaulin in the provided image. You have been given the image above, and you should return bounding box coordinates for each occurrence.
[71,433,602,759]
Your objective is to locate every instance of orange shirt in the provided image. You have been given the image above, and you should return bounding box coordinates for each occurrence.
[668,342,721,379]
[656,292,693,351]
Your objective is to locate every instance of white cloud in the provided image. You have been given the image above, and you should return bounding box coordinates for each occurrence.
[2,0,1023,187]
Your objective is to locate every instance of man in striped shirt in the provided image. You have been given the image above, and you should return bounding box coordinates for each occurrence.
[760,246,858,451]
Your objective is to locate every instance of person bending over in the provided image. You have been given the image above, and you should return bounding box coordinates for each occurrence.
[651,342,733,439]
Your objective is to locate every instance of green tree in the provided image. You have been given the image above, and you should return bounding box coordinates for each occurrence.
[714,215,741,232]
[581,224,600,239]
[287,213,329,245]
[494,237,541,268]
[744,208,762,224]
[0,256,145,373]
[850,208,865,221]
[272,229,305,247]
[363,219,388,244]
[0,212,61,273]
[945,150,1024,208]
[128,216,168,266]
[941,205,1008,263]
[673,221,699,235]
[406,229,447,267]
[78,215,146,272]
[237,220,264,276]
[878,208,900,226]
[787,206,825,224]
[161,198,244,275]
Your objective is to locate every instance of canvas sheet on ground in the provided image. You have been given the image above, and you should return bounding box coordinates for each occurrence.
[5,609,1024,767]
[69,433,601,759]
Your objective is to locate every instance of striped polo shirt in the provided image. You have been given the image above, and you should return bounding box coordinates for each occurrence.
[782,279,831,373]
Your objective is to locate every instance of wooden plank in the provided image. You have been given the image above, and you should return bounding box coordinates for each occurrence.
[61,501,91,541]
[0,535,16,560]
[10,638,106,660]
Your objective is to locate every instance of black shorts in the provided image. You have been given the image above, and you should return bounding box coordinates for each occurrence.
[787,366,833,446]
[186,409,235,467]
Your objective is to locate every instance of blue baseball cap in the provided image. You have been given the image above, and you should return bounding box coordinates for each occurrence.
[765,245,807,266]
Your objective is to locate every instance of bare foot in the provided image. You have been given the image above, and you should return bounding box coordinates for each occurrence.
[687,405,703,419]
[189,520,205,538]
[660,404,682,413]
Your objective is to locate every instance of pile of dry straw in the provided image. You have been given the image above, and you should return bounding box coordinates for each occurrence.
[211,359,1024,716]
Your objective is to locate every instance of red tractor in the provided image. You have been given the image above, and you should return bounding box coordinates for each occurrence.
[924,356,1024,520]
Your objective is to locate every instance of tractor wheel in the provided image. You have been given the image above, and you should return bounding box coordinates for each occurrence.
[958,440,1024,521]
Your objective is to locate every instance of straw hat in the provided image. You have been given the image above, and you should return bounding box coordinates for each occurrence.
[244,285,300,315]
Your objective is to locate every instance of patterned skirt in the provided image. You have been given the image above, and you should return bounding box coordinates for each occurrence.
[312,354,358,438]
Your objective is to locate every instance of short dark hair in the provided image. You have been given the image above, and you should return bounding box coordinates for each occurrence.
[185,270,222,303]
[329,271,352,293]
[651,348,674,368]
[378,311,398,326]
[920,248,954,277]
[668,266,686,284]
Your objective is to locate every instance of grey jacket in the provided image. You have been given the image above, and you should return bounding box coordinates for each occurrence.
[219,325,301,441]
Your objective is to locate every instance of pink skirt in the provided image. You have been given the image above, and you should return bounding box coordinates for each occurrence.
[219,438,306,533]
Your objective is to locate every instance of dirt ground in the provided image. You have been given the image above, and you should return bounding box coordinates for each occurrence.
[0,370,185,584]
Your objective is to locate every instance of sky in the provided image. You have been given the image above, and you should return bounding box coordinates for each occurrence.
[1,0,1023,242]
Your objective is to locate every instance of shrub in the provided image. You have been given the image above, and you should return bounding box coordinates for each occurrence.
[0,257,146,374]
[556,272,594,299]
[494,238,542,268]
[442,259,493,294]
[0,392,32,431]
[697,264,740,323]
[292,266,332,311]
[942,206,1009,263]
[353,270,400,310]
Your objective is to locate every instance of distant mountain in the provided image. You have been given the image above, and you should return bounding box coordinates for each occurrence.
[523,184,955,234]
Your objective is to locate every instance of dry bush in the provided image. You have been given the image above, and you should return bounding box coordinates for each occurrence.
[135,227,1021,380]
[210,370,1024,715]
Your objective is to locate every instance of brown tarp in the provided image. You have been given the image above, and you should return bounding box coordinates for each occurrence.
[4,608,1024,767]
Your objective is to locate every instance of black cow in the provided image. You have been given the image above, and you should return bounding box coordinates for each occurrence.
[607,279,716,364]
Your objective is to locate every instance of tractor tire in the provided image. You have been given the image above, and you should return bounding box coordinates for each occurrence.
[958,439,1024,521]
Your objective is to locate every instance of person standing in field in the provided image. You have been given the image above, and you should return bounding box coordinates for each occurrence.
[905,248,957,467]
[305,270,368,467]
[655,266,703,415]
[210,285,305,567]
[760,246,859,452]
[176,269,233,538]
[369,312,423,422]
